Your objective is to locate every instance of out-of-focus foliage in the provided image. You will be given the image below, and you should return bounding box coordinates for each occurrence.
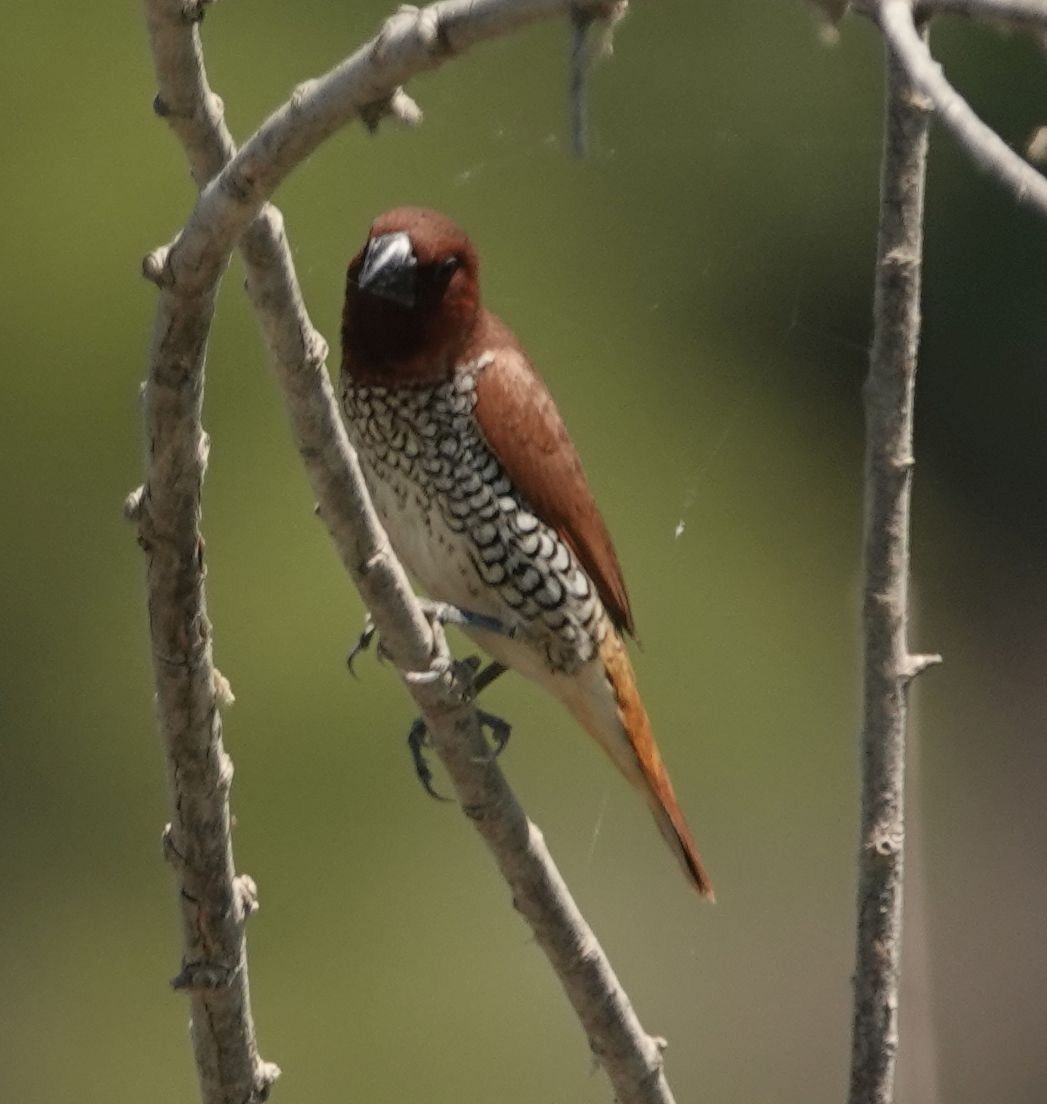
[1,3,1044,1102]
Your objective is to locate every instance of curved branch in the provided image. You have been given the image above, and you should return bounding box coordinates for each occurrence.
[152,0,627,298]
[868,0,1047,218]
[142,2,681,1103]
[916,0,1047,26]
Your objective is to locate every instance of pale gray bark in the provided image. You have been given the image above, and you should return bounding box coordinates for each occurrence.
[139,2,678,1103]
[916,0,1047,25]
[847,23,939,1104]
[843,2,1047,1100]
[853,1,1047,217]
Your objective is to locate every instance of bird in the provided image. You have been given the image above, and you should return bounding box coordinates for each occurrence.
[339,206,713,899]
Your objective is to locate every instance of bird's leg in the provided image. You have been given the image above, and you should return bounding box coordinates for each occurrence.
[349,602,516,680]
[406,657,512,799]
[415,598,518,640]
[472,659,508,696]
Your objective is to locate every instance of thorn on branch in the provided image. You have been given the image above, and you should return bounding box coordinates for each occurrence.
[360,87,424,134]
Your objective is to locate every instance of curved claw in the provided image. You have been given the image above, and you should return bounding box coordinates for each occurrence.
[407,719,453,802]
[347,616,377,679]
[476,709,512,762]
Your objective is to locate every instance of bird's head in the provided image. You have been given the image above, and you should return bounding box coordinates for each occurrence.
[341,207,481,386]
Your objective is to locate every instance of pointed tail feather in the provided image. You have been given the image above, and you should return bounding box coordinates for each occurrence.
[593,635,715,900]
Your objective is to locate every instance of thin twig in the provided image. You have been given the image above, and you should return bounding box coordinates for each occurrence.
[567,1,628,157]
[847,22,941,1104]
[858,0,1047,218]
[141,2,681,1102]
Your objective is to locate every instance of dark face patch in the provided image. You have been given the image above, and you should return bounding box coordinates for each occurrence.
[342,209,482,386]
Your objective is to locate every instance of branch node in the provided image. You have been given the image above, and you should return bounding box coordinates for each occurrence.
[179,0,212,25]
[882,246,919,269]
[213,667,236,707]
[360,546,390,575]
[305,329,330,369]
[171,958,240,991]
[236,873,260,919]
[374,5,445,62]
[153,93,173,119]
[869,828,903,857]
[216,749,235,793]
[123,484,146,522]
[253,1061,282,1102]
[902,652,943,681]
[161,823,186,868]
[142,245,173,287]
[290,79,319,113]
[360,87,424,133]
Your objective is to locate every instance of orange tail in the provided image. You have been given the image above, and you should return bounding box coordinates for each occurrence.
[590,635,714,899]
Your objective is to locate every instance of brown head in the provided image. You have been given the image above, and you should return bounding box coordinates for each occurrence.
[341,207,482,387]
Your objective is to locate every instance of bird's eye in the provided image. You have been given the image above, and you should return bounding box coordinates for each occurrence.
[433,256,460,287]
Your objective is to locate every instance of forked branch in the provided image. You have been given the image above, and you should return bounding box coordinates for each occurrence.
[139,2,679,1103]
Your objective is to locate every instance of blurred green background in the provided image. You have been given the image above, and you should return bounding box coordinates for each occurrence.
[2,2,1045,1101]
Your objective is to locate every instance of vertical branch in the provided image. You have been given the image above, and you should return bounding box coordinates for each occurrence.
[848,19,940,1104]
[132,264,279,1103]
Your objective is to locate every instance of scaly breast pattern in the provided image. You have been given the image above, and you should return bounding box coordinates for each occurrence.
[342,360,607,675]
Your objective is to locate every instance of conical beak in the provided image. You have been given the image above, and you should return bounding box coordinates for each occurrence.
[357,231,417,308]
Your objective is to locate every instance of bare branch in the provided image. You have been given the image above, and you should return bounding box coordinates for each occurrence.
[916,0,1047,27]
[142,2,681,1102]
[847,24,934,1104]
[568,0,628,156]
[155,0,627,300]
[860,0,1047,217]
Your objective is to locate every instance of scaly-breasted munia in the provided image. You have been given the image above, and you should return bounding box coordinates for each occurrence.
[340,207,713,898]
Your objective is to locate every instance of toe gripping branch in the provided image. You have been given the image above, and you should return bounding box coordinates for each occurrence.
[346,602,513,801]
[407,655,510,801]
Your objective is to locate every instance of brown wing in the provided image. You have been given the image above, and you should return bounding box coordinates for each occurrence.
[470,311,635,637]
